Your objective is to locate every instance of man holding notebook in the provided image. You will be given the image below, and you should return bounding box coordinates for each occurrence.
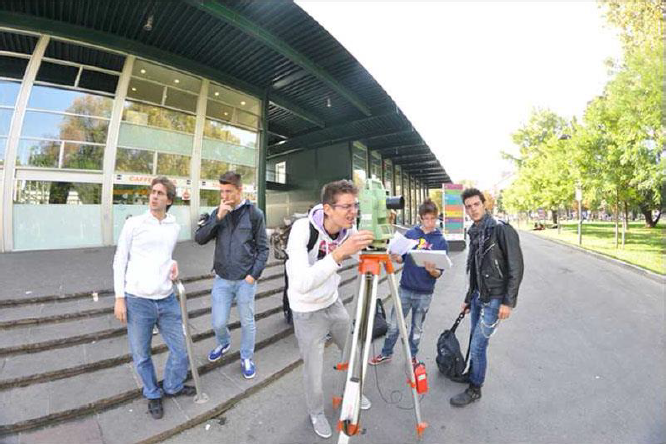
[370,198,448,365]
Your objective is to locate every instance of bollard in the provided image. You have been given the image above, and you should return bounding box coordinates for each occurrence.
[174,280,209,404]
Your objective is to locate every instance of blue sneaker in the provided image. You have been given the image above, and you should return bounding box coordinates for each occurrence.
[241,358,256,379]
[207,343,231,362]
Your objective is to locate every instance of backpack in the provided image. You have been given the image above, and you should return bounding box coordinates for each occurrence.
[436,310,471,381]
[282,221,319,324]
[372,299,388,339]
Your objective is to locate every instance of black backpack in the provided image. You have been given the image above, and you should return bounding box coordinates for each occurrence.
[436,310,471,381]
[282,222,319,324]
[372,299,388,339]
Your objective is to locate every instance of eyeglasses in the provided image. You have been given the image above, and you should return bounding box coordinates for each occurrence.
[332,202,360,212]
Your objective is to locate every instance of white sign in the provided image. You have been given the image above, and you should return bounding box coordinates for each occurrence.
[575,188,582,202]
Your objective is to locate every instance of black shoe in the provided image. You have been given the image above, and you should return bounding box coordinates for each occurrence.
[450,385,481,407]
[451,371,471,384]
[165,385,196,397]
[148,398,163,419]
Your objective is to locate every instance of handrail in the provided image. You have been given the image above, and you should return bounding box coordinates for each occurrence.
[173,279,209,404]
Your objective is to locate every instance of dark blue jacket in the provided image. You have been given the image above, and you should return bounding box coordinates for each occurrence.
[400,226,448,294]
[195,201,269,281]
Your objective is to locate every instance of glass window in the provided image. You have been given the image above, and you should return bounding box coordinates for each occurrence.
[15,181,101,204]
[35,61,79,86]
[62,143,104,170]
[209,83,260,115]
[45,40,125,72]
[0,136,7,167]
[0,108,13,135]
[13,180,103,250]
[201,159,228,181]
[127,78,164,105]
[112,184,149,205]
[352,142,368,189]
[123,101,196,134]
[206,100,233,123]
[115,148,154,174]
[156,152,190,177]
[227,126,257,148]
[77,69,119,94]
[0,31,38,55]
[204,118,233,140]
[164,87,198,113]
[199,189,220,207]
[16,139,60,168]
[21,111,109,143]
[0,80,20,106]
[0,55,29,80]
[231,164,256,190]
[383,159,393,191]
[237,110,258,129]
[133,59,201,94]
[28,85,113,117]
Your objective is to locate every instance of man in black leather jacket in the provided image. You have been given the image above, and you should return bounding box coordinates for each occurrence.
[450,188,524,407]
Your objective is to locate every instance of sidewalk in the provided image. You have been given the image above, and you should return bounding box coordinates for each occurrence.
[0,241,219,301]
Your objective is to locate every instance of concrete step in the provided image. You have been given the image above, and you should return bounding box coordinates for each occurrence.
[3,271,396,439]
[0,267,359,390]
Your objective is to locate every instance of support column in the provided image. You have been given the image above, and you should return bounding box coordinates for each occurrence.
[189,79,209,236]
[257,90,268,215]
[1,35,49,252]
[100,55,134,246]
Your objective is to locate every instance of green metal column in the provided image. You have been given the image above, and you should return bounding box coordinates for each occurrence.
[257,90,268,215]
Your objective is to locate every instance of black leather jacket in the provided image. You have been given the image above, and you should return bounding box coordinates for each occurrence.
[465,220,524,308]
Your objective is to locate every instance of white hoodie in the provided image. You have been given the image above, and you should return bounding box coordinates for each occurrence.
[285,205,354,313]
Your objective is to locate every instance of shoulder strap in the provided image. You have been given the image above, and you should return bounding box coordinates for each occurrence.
[306,221,319,252]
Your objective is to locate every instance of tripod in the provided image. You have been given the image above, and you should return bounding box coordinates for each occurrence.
[334,251,427,443]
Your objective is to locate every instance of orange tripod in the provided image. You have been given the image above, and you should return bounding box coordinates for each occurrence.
[334,251,428,443]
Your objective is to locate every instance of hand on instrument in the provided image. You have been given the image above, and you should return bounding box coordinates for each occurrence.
[390,254,403,264]
[332,230,374,263]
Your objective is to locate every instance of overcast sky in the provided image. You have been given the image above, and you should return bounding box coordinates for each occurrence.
[297,1,623,190]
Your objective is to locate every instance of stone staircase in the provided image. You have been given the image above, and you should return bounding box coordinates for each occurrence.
[0,258,400,444]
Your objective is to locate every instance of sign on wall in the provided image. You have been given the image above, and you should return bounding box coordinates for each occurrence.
[441,183,465,241]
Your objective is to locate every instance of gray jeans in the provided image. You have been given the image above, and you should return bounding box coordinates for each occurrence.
[292,298,350,416]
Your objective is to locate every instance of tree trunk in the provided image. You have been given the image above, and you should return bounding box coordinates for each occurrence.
[551,209,558,226]
[614,190,619,249]
[641,208,662,228]
[622,201,627,249]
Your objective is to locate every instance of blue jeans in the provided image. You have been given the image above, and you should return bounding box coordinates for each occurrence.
[211,276,257,360]
[381,287,433,358]
[469,291,502,387]
[126,293,189,399]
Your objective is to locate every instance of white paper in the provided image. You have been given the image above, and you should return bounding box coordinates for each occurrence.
[388,232,418,256]
[408,250,453,269]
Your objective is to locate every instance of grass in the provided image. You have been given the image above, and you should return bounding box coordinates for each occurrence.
[517,220,666,275]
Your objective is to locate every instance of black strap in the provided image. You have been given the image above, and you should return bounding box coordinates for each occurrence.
[450,310,466,333]
[306,221,319,252]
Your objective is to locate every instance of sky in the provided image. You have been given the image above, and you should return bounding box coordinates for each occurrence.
[297,1,623,190]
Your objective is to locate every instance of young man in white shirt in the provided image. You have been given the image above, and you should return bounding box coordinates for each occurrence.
[285,180,374,439]
[113,177,194,420]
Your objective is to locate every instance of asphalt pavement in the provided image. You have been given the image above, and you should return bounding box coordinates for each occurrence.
[163,231,666,444]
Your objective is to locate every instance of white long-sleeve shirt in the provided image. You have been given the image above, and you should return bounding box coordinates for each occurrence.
[113,211,180,300]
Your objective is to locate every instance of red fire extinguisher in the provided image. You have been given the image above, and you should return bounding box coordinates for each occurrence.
[414,361,428,394]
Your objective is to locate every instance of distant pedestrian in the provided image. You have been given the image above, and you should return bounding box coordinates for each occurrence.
[195,171,269,379]
[369,198,448,366]
[285,180,374,439]
[113,176,194,420]
[450,188,524,407]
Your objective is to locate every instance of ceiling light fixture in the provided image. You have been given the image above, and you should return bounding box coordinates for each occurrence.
[214,92,219,96]
[140,69,146,74]
[240,101,246,106]
[326,97,332,108]
[131,87,137,91]
[173,79,180,84]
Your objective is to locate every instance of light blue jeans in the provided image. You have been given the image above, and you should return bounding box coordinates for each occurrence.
[126,293,189,399]
[211,276,257,360]
[381,287,433,358]
[469,291,502,387]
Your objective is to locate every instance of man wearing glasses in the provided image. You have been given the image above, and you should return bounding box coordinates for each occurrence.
[285,180,374,439]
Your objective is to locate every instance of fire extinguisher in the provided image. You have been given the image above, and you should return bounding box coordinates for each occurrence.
[414,361,428,394]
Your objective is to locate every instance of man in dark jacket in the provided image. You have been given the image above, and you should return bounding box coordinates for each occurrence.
[195,171,269,379]
[450,188,524,407]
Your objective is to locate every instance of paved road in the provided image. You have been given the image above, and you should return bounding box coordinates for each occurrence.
[165,232,665,444]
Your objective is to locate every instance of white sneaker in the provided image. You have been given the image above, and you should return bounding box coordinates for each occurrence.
[360,394,371,410]
[310,413,332,439]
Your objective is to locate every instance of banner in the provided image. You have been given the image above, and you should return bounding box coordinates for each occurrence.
[441,183,465,241]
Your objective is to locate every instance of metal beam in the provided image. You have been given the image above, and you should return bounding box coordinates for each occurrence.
[392,157,438,167]
[268,110,404,151]
[186,0,372,116]
[0,11,326,129]
[386,153,435,163]
[402,165,443,173]
[374,144,429,156]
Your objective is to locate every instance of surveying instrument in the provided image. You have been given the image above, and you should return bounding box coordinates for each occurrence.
[333,178,428,443]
